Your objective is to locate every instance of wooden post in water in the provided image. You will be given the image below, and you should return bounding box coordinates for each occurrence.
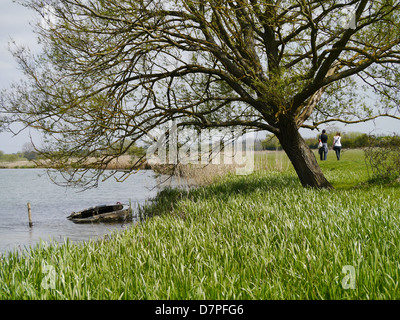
[27,202,33,227]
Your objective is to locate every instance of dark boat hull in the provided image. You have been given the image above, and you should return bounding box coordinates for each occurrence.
[67,204,132,223]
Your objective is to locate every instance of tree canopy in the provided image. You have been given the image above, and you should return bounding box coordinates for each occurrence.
[1,0,400,188]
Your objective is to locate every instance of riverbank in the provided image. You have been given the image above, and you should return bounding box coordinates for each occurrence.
[0,160,36,169]
[1,150,400,299]
[0,155,149,170]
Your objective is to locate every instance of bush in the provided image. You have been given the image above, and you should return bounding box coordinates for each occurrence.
[364,134,400,183]
[127,144,146,157]
[260,131,394,152]
[0,152,24,162]
[260,135,282,150]
[340,132,369,149]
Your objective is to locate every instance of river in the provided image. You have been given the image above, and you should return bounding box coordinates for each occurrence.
[0,168,173,254]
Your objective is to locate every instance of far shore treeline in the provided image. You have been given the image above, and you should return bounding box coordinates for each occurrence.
[0,131,396,162]
[0,142,146,163]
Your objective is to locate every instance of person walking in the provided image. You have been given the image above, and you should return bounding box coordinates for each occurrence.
[318,129,328,160]
[333,132,342,160]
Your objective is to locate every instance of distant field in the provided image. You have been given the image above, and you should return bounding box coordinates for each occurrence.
[1,148,399,299]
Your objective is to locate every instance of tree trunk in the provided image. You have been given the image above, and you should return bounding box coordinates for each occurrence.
[276,120,333,189]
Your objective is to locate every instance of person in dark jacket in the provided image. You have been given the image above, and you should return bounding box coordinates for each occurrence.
[318,130,328,160]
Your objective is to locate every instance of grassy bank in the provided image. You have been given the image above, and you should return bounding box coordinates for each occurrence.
[0,150,399,299]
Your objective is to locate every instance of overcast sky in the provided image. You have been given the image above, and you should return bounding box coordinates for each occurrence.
[0,0,41,154]
[0,1,399,154]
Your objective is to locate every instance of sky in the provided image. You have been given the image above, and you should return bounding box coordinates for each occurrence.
[0,0,399,154]
[0,0,41,154]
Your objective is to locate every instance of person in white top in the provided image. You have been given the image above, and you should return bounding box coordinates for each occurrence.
[333,132,342,160]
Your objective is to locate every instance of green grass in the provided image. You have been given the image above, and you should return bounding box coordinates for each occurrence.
[0,150,399,299]
[316,149,370,189]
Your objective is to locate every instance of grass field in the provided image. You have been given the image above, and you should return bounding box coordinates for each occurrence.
[0,149,399,299]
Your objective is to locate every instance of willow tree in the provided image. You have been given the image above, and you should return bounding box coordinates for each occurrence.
[2,0,400,188]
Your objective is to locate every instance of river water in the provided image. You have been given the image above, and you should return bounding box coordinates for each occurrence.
[0,169,171,254]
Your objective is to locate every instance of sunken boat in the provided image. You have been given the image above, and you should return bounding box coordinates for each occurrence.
[67,202,132,223]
